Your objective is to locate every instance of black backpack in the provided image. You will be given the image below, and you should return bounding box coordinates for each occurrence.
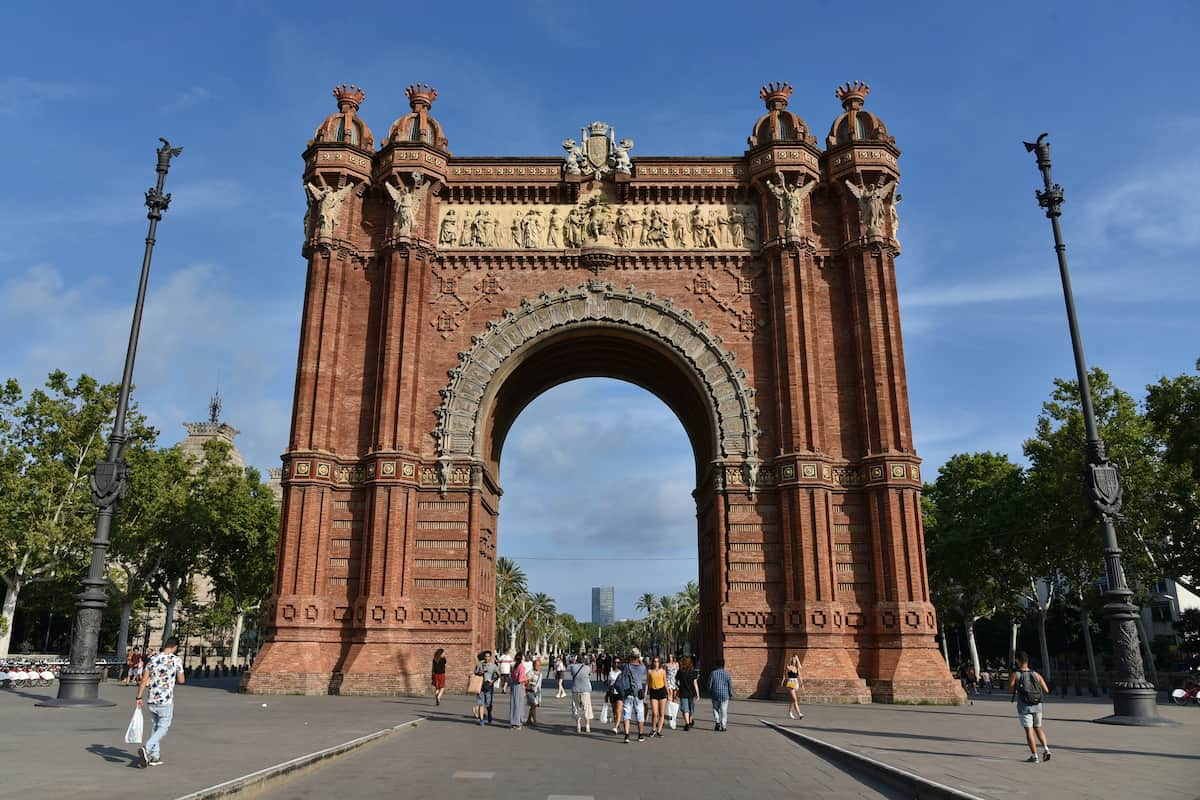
[1016,669,1043,704]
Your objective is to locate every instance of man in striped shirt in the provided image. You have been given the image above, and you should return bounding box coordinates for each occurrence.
[707,659,734,731]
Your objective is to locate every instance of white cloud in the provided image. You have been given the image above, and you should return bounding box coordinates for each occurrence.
[161,87,212,114]
[0,78,85,116]
[0,261,296,471]
[1082,155,1200,252]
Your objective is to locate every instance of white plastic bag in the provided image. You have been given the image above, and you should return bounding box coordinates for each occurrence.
[600,702,610,723]
[667,700,680,729]
[125,707,144,744]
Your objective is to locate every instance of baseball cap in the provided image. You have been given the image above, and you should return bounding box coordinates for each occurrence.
[631,647,641,658]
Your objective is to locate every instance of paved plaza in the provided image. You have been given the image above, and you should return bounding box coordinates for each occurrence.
[1,677,1196,799]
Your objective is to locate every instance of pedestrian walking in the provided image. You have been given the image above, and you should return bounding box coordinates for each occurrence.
[1008,650,1053,763]
[606,656,624,732]
[980,666,992,696]
[498,651,513,693]
[431,648,447,705]
[509,652,527,729]
[555,655,567,698]
[665,653,679,701]
[707,658,733,731]
[570,655,594,733]
[619,648,648,743]
[124,646,142,686]
[525,656,543,726]
[130,647,146,685]
[782,654,804,720]
[965,663,978,695]
[676,655,700,731]
[646,656,669,737]
[135,636,185,767]
[473,651,499,725]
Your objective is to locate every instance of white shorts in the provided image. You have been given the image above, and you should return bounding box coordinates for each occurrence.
[623,696,645,722]
[1018,702,1044,729]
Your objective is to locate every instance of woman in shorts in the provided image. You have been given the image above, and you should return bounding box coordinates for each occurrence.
[675,655,700,731]
[431,648,447,705]
[525,656,543,726]
[646,656,669,737]
[607,657,624,733]
[555,655,567,698]
[665,653,679,701]
[782,654,804,720]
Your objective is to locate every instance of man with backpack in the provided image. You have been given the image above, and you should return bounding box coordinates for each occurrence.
[616,648,648,743]
[1008,650,1052,763]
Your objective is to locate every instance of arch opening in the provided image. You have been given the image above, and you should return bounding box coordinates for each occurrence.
[484,325,717,484]
[498,378,700,634]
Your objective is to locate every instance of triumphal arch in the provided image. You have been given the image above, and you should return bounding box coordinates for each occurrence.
[242,80,964,703]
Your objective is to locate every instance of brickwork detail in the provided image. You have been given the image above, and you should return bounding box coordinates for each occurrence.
[243,81,965,706]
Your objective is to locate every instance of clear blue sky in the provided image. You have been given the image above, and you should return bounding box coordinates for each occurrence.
[2,2,1196,621]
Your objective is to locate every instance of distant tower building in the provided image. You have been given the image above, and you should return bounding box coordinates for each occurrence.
[592,586,615,626]
[177,392,245,469]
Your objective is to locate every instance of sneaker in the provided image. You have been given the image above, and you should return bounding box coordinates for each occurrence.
[714,723,721,731]
[1041,751,1051,762]
[148,757,163,766]
[796,712,804,720]
[637,735,645,742]
[478,719,485,726]
[623,735,630,744]
[1026,755,1039,763]
[788,710,797,719]
[138,747,149,768]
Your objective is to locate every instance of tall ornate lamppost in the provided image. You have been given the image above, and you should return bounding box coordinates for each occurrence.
[1023,134,1175,726]
[47,139,182,706]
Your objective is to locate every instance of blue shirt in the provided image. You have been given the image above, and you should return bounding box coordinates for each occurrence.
[707,668,733,701]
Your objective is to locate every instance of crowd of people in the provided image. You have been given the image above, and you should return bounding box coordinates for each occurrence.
[449,647,739,742]
[439,646,1054,762]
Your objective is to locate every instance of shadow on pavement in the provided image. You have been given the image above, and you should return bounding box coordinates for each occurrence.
[796,724,1200,761]
[86,743,141,767]
[10,688,57,704]
[183,677,242,693]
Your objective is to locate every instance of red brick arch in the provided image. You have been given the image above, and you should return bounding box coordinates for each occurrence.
[242,85,964,704]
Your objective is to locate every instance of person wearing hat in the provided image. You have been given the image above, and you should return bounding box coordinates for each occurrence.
[618,648,649,743]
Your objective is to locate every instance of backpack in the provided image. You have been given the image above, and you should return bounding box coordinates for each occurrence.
[613,665,633,696]
[1016,669,1043,705]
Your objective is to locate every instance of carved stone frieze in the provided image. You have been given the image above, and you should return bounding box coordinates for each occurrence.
[436,201,759,252]
[434,282,761,461]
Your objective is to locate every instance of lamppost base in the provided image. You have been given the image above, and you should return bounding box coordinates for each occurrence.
[36,669,117,708]
[1093,687,1181,727]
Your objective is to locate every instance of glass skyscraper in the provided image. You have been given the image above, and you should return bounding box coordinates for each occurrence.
[591,586,615,626]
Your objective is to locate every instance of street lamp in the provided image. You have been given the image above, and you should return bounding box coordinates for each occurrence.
[1023,134,1176,726]
[44,139,182,706]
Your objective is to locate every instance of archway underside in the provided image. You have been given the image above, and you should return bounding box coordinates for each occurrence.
[484,326,716,480]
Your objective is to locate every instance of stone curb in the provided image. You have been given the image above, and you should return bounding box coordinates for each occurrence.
[172,717,424,800]
[759,719,987,800]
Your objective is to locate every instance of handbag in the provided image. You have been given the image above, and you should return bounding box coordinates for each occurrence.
[667,700,679,729]
[467,673,483,695]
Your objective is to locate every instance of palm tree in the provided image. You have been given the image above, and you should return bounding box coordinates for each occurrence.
[636,592,658,615]
[495,558,530,654]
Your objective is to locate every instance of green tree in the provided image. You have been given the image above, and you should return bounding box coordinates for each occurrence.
[924,452,1026,678]
[1144,359,1200,594]
[0,372,142,656]
[109,444,192,666]
[495,556,530,654]
[1024,368,1162,682]
[194,440,279,665]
